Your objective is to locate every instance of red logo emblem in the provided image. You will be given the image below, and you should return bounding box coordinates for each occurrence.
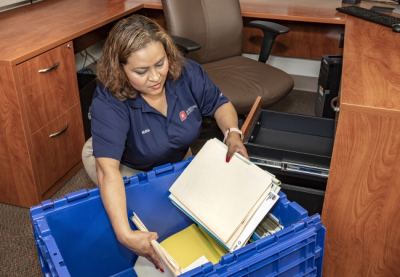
[180,111,187,121]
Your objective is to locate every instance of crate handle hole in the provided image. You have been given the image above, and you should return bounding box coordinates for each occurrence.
[53,253,57,256]
[59,261,65,267]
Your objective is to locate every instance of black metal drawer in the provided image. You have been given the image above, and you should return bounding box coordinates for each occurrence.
[244,110,335,191]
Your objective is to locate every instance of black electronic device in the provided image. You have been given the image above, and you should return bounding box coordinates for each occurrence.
[393,23,400,32]
[336,6,400,28]
[315,55,343,119]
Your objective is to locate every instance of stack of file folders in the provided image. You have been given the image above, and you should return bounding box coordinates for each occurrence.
[251,213,284,241]
[169,138,282,252]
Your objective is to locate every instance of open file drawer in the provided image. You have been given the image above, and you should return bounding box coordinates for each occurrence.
[241,98,335,215]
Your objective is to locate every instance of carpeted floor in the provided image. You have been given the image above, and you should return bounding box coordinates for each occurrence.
[0,89,315,277]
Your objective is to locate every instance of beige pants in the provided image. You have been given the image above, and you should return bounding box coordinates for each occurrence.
[82,137,192,185]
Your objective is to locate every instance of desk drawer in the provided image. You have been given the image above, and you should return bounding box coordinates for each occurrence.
[17,41,80,135]
[244,110,335,190]
[31,104,84,195]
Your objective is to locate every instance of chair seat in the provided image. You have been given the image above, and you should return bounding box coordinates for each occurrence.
[202,56,294,115]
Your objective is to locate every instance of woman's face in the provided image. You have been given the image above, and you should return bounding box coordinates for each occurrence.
[123,41,169,97]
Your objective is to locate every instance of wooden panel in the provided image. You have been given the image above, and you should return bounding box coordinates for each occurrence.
[322,111,400,277]
[73,22,116,54]
[341,16,400,115]
[239,0,345,24]
[73,8,167,54]
[243,18,344,60]
[31,104,85,195]
[241,96,261,141]
[17,41,80,135]
[0,65,38,207]
[0,0,144,66]
[41,161,83,200]
[135,7,166,29]
[143,0,346,23]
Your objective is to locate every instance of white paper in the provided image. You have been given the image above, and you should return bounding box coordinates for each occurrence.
[134,255,209,277]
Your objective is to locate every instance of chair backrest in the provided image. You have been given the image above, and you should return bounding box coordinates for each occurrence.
[162,0,243,64]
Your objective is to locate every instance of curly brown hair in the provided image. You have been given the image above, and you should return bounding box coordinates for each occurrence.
[97,15,185,100]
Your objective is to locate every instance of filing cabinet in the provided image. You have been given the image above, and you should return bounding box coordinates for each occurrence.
[0,41,85,207]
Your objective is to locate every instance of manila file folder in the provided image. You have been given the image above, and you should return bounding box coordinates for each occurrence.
[169,138,277,244]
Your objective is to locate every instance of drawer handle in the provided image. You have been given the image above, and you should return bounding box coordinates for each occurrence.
[49,123,68,138]
[331,96,340,112]
[38,62,60,73]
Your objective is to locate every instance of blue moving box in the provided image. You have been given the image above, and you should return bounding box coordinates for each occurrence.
[30,158,325,277]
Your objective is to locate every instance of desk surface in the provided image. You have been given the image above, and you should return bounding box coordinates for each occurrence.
[1,0,399,113]
[340,16,400,118]
[0,0,349,66]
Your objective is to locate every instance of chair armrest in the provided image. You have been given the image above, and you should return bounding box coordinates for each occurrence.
[249,21,290,35]
[170,35,201,55]
[249,20,290,63]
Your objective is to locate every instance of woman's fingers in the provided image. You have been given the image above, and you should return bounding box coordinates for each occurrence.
[122,231,165,272]
[225,133,249,162]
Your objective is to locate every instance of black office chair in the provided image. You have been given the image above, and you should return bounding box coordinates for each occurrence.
[161,0,294,115]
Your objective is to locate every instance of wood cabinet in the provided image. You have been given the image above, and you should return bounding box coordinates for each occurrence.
[321,16,400,277]
[17,42,80,135]
[322,111,400,276]
[31,104,84,195]
[0,41,84,208]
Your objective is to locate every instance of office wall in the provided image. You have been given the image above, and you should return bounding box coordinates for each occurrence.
[0,0,23,7]
[0,0,40,12]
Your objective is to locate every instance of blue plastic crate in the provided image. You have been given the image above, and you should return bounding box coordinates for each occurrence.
[30,158,325,277]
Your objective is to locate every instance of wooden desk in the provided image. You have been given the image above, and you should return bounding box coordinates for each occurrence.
[0,0,344,209]
[1,0,399,276]
[321,15,400,277]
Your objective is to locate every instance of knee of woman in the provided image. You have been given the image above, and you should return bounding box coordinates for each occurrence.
[82,137,94,161]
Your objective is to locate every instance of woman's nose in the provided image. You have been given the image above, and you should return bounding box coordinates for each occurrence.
[148,67,160,82]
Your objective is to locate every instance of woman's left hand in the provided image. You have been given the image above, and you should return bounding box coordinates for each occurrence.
[224,131,249,162]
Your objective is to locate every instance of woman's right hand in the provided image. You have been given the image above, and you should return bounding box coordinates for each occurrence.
[119,230,164,272]
[95,158,164,272]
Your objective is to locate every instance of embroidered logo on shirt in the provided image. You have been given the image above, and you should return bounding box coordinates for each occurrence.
[186,105,197,116]
[180,111,187,121]
[142,129,150,134]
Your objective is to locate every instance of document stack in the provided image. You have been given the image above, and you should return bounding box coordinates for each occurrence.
[169,138,281,252]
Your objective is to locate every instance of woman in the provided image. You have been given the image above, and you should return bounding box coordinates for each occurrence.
[82,14,248,271]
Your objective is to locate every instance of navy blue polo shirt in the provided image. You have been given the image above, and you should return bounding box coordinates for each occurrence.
[91,58,229,171]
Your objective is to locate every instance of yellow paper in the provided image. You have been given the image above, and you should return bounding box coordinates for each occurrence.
[160,224,221,268]
[198,226,229,257]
